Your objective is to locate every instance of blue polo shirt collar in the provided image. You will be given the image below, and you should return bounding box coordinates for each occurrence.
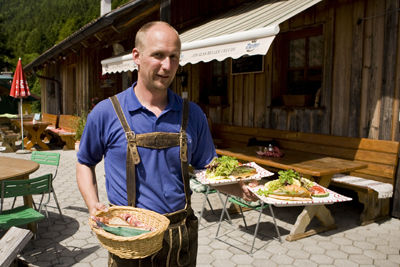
[126,83,181,112]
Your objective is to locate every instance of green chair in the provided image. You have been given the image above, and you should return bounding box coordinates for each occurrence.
[31,151,63,219]
[12,151,63,219]
[0,174,50,230]
[216,195,281,254]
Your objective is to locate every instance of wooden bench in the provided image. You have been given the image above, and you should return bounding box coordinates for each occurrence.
[41,113,59,143]
[42,113,58,129]
[212,124,400,225]
[0,133,19,152]
[56,115,79,150]
[44,114,79,150]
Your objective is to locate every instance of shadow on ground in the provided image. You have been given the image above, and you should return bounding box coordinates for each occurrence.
[19,211,100,266]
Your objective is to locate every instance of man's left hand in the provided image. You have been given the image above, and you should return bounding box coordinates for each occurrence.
[211,180,259,202]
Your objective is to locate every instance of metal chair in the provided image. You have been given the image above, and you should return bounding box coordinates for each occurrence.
[0,174,50,231]
[216,194,281,254]
[189,177,217,226]
[31,151,63,219]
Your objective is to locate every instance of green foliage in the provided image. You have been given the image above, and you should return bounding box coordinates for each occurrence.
[57,18,79,44]
[75,111,88,141]
[0,0,130,114]
[0,0,101,71]
[112,0,131,9]
[0,16,13,70]
[30,79,41,113]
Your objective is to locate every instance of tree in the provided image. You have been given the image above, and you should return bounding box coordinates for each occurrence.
[0,16,13,71]
[57,18,79,44]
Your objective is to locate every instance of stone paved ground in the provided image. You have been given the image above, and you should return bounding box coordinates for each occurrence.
[1,149,400,266]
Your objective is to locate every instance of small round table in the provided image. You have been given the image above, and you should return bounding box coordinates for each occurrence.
[0,156,40,232]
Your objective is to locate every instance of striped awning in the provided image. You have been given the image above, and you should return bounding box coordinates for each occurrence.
[101,0,322,74]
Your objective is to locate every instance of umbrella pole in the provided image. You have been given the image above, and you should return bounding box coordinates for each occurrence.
[20,98,24,150]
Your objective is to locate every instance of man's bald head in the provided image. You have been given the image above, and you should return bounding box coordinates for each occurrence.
[135,21,181,51]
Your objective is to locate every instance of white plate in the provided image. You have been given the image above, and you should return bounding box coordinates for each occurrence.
[248,185,352,207]
[194,162,274,185]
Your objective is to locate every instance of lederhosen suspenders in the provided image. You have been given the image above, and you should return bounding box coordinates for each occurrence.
[109,95,191,210]
[109,96,196,266]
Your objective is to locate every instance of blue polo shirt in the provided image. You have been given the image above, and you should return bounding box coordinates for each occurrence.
[77,85,216,214]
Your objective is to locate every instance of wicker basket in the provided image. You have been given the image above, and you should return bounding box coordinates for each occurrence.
[89,206,170,259]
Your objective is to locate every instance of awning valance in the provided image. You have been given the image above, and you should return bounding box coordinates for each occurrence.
[101,0,322,74]
[101,53,137,74]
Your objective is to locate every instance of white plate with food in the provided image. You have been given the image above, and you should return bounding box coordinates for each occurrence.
[247,169,352,207]
[194,156,274,185]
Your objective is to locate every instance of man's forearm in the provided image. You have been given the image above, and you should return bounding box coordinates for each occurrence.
[76,162,100,215]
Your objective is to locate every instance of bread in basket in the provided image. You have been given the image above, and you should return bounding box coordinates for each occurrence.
[89,206,170,259]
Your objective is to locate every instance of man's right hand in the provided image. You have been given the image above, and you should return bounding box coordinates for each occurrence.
[89,202,108,216]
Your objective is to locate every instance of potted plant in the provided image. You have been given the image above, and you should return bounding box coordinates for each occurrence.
[75,111,87,151]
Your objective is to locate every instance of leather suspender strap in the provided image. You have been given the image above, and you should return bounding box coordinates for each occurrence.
[180,99,190,207]
[109,95,138,206]
[109,95,191,209]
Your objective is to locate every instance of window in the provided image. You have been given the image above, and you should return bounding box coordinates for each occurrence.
[273,26,323,107]
[198,60,229,107]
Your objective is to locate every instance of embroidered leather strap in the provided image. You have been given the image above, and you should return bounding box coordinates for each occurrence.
[180,99,190,207]
[136,132,180,148]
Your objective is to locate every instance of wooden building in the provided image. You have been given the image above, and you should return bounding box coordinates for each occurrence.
[25,0,400,142]
[25,0,400,214]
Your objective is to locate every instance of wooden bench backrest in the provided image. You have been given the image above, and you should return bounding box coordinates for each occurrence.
[212,124,400,185]
[42,113,58,128]
[58,115,79,133]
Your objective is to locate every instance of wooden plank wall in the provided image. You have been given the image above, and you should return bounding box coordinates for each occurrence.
[184,0,400,142]
[42,64,61,115]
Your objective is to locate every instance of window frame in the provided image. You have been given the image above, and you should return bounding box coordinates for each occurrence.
[272,25,324,107]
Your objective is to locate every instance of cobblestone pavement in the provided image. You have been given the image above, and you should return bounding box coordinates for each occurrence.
[1,149,399,266]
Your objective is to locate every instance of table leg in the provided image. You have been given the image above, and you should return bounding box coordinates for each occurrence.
[24,137,34,150]
[35,136,49,150]
[25,129,49,150]
[286,175,336,241]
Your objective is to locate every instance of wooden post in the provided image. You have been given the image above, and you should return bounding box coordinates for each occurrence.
[160,0,171,23]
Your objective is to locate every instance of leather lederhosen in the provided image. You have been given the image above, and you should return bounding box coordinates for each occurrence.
[108,95,198,267]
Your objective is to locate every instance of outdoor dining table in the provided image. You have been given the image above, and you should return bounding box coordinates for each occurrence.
[22,121,51,150]
[215,146,368,241]
[0,156,39,232]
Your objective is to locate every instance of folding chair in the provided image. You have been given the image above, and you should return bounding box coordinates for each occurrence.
[216,194,281,254]
[189,177,217,225]
[31,151,63,219]
[0,174,50,231]
[12,151,63,219]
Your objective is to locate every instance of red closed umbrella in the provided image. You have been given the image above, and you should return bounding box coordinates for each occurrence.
[10,58,31,152]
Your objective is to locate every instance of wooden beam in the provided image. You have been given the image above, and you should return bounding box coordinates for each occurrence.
[94,33,102,41]
[0,227,33,267]
[80,41,89,48]
[122,4,160,28]
[111,25,120,33]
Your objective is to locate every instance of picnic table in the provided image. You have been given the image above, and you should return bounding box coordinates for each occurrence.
[0,156,39,232]
[216,146,367,241]
[22,121,51,150]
